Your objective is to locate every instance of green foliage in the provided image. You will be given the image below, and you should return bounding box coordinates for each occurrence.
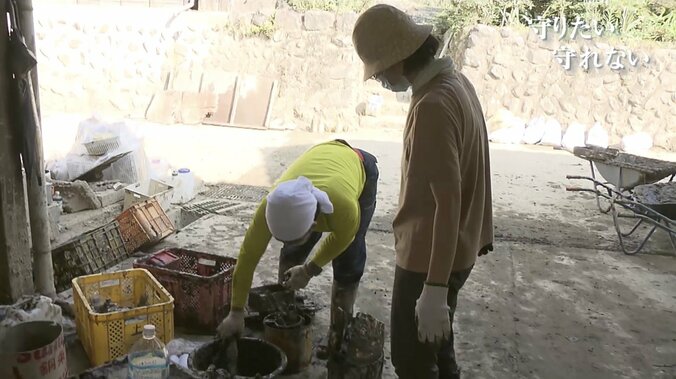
[429,0,675,42]
[279,0,674,42]
[432,1,505,39]
[286,0,372,12]
[245,16,277,39]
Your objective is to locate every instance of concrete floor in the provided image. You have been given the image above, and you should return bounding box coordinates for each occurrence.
[46,117,676,378]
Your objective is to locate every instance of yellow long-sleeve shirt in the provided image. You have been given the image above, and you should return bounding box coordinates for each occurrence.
[230,141,366,309]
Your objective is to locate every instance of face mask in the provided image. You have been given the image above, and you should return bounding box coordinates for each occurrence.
[377,75,410,93]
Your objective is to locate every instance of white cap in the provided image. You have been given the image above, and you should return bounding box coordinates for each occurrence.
[142,324,156,338]
[265,176,333,242]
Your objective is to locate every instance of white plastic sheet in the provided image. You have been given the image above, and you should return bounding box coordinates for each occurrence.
[166,338,205,356]
[0,296,64,342]
[47,116,150,184]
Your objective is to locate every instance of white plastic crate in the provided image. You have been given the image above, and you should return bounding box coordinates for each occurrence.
[123,179,174,211]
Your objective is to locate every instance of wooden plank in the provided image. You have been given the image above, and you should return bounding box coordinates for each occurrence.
[201,73,237,126]
[232,75,275,129]
[228,76,240,124]
[262,80,277,128]
[202,74,276,130]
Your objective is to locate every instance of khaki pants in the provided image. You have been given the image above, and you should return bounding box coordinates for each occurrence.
[391,265,474,379]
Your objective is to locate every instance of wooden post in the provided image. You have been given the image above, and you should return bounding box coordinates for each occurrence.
[0,0,35,304]
[18,0,56,298]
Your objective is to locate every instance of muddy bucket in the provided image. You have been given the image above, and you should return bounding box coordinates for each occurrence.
[0,321,69,379]
[327,312,385,379]
[263,310,313,374]
[189,337,287,378]
[328,352,384,379]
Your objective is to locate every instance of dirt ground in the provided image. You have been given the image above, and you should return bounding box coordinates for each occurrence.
[44,115,676,378]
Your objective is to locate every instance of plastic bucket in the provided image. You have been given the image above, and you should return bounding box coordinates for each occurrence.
[189,337,287,378]
[0,321,69,379]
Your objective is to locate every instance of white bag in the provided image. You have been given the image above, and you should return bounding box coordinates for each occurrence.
[586,122,609,148]
[523,116,547,145]
[539,118,563,147]
[488,110,526,145]
[622,132,653,153]
[562,122,587,151]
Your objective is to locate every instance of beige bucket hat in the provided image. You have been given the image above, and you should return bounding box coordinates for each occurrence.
[352,4,433,81]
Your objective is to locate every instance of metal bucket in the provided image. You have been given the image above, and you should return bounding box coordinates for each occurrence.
[0,321,69,379]
[263,311,313,374]
[189,337,287,378]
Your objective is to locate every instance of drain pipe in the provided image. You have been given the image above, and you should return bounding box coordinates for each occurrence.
[165,0,196,28]
[17,0,56,298]
[157,0,196,93]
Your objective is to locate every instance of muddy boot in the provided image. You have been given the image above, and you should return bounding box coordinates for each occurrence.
[316,281,359,360]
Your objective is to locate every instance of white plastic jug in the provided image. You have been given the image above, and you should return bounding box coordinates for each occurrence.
[171,168,196,205]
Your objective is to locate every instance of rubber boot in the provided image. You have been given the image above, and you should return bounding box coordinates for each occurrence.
[317,281,359,360]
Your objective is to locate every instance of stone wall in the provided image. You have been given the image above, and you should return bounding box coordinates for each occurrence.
[34,6,675,150]
[34,5,391,132]
[457,25,675,151]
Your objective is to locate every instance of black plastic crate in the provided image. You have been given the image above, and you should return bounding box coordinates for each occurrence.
[52,221,128,292]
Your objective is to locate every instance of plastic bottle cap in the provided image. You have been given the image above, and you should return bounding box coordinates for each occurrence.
[142,324,156,338]
[178,168,190,174]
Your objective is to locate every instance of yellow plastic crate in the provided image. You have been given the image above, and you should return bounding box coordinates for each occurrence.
[73,268,174,366]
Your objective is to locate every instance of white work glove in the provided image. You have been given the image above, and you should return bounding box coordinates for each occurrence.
[415,284,451,344]
[283,264,313,290]
[217,308,245,339]
[283,262,322,290]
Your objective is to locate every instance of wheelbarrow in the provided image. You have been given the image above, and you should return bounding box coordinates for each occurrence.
[567,178,676,255]
[571,145,676,213]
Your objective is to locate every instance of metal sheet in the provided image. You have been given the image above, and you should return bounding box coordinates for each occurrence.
[202,74,237,126]
[181,199,241,217]
[232,75,276,128]
[203,183,269,203]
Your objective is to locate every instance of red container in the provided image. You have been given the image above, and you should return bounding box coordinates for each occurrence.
[133,248,237,333]
[148,251,179,266]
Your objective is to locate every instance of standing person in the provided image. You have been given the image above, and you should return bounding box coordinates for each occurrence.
[352,5,494,379]
[216,139,379,360]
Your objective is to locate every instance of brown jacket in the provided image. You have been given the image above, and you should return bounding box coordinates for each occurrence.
[393,59,493,284]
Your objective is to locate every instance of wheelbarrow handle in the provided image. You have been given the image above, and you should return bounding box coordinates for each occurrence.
[565,187,612,195]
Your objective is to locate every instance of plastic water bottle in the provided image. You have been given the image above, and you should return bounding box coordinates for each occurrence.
[127,325,169,379]
[53,191,63,214]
